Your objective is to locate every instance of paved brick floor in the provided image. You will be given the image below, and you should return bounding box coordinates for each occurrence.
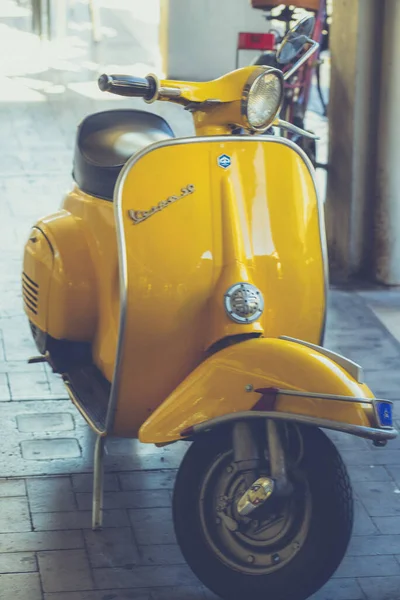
[1,2,400,600]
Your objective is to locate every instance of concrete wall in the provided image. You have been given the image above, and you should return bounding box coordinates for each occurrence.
[375,0,400,284]
[160,0,269,80]
[326,0,383,280]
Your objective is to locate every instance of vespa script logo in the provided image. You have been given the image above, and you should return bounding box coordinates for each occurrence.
[128,184,196,225]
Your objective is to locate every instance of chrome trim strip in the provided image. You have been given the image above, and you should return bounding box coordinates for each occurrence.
[275,118,319,139]
[184,411,398,442]
[284,39,320,81]
[279,336,364,384]
[106,134,329,433]
[268,388,372,404]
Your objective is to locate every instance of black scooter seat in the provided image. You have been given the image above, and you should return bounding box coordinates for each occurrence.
[73,109,175,201]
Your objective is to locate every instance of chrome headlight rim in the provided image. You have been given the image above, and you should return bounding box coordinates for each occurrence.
[241,67,284,133]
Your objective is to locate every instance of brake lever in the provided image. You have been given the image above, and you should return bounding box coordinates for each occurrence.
[274,119,319,140]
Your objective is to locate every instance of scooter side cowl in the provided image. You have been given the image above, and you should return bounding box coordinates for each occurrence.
[22,208,98,344]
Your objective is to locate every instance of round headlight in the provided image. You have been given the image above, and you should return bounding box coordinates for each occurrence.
[242,68,284,132]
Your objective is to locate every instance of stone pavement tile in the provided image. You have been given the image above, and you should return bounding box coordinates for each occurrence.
[17,413,74,433]
[2,324,38,361]
[20,438,82,460]
[32,509,129,531]
[151,587,209,600]
[119,471,176,491]
[0,552,37,573]
[0,373,11,401]
[0,337,5,364]
[309,578,364,600]
[129,508,176,545]
[387,466,400,487]
[72,473,119,493]
[0,531,83,552]
[140,544,185,566]
[354,481,400,517]
[373,516,400,535]
[328,431,370,451]
[105,438,188,471]
[38,549,94,593]
[0,479,26,497]
[0,497,31,533]
[333,554,400,577]
[8,371,51,400]
[348,465,392,482]
[358,576,400,600]
[27,477,77,513]
[93,564,197,589]
[0,573,42,600]
[76,490,171,511]
[46,371,69,398]
[344,449,400,466]
[84,527,140,568]
[0,360,46,374]
[106,452,184,472]
[353,497,379,535]
[348,534,400,556]
[0,399,96,478]
[44,591,150,600]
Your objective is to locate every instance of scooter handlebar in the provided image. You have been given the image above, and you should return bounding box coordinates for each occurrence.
[98,74,156,100]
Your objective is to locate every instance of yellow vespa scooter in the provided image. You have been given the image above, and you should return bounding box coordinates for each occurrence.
[22,21,396,600]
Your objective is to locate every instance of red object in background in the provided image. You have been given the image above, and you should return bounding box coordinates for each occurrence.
[238,32,276,51]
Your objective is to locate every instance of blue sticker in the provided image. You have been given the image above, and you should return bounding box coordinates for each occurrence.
[376,401,393,428]
[218,154,232,169]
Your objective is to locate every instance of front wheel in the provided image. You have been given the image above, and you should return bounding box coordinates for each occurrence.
[173,424,353,600]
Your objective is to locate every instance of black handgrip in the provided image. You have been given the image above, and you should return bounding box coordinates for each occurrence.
[98,74,156,100]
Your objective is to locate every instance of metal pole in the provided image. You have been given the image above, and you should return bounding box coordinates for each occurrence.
[92,435,105,530]
[89,0,102,43]
[374,0,400,284]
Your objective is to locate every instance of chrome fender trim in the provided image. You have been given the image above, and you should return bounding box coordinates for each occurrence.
[180,411,398,442]
[280,336,364,384]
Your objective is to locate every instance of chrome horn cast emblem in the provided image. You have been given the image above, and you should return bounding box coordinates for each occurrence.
[128,184,196,224]
[224,283,264,324]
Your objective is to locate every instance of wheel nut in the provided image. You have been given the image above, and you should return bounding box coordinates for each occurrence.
[293,541,300,550]
[226,466,233,474]
[272,553,280,564]
[247,555,255,563]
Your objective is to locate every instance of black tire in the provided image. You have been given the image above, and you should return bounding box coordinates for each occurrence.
[173,424,353,600]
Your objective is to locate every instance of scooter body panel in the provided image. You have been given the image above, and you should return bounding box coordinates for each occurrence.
[23,189,119,382]
[110,136,326,436]
[138,336,375,444]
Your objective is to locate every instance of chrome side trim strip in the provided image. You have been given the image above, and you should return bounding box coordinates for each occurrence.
[264,388,372,404]
[279,336,364,384]
[107,134,328,433]
[183,411,398,441]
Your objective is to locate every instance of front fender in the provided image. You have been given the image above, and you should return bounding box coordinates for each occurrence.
[139,337,394,444]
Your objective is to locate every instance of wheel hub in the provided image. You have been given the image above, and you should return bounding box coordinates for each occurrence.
[199,452,311,575]
[237,476,275,516]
